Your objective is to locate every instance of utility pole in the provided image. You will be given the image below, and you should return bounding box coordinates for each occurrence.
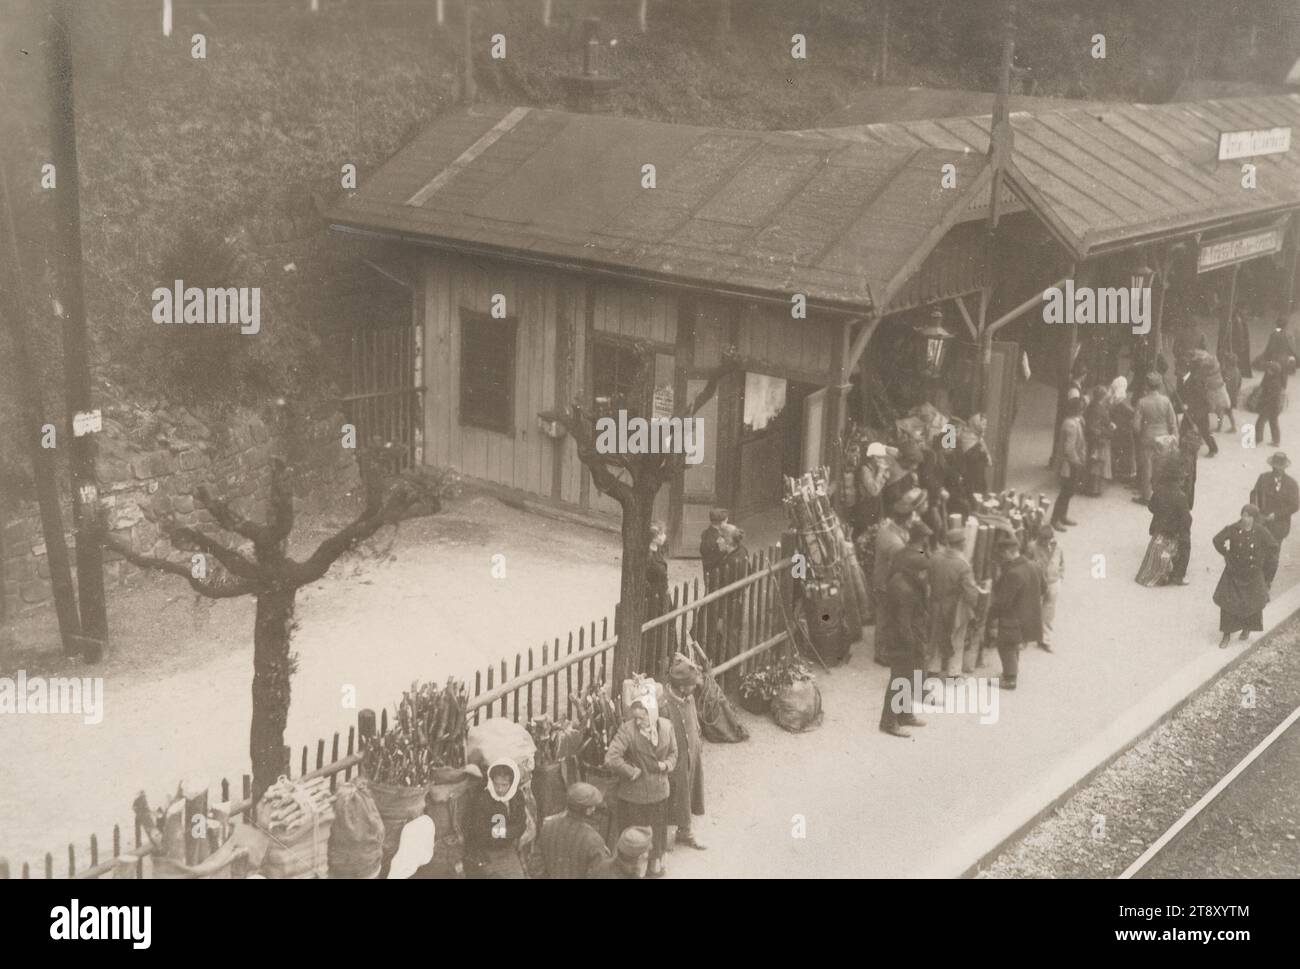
[47,0,106,661]
[461,1,477,104]
[0,165,84,655]
[979,0,1016,415]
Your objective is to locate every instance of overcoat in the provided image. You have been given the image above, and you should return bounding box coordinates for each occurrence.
[925,545,981,670]
[1211,523,1277,619]
[1251,471,1300,542]
[880,549,928,665]
[605,718,677,806]
[989,555,1044,646]
[660,688,705,827]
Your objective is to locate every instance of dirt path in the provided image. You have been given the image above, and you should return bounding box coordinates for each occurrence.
[0,495,698,873]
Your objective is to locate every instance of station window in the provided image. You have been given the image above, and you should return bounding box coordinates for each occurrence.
[591,339,643,417]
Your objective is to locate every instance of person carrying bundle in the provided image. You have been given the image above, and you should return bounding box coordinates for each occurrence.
[462,760,529,879]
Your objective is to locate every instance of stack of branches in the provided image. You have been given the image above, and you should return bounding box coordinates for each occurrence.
[362,678,469,786]
[255,775,335,839]
[571,679,619,770]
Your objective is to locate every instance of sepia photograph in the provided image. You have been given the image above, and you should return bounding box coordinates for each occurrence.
[0,0,1297,938]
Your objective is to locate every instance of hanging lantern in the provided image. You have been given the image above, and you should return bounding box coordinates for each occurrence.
[914,307,955,378]
[1128,258,1155,294]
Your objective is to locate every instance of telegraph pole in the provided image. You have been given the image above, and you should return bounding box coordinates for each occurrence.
[47,0,106,661]
[0,165,83,655]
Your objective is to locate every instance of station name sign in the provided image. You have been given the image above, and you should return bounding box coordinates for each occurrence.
[1197,226,1286,273]
[1217,126,1291,161]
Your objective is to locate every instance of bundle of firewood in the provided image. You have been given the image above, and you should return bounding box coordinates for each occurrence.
[256,776,335,837]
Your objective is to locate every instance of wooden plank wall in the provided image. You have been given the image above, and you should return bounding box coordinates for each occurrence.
[735,299,837,381]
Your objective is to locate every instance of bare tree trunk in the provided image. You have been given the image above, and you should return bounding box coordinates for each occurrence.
[250,588,296,801]
[612,485,657,689]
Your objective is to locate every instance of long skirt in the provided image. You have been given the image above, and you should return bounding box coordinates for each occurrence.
[619,798,668,863]
[1135,534,1176,587]
[1220,608,1264,634]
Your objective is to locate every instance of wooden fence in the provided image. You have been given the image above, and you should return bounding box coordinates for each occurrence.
[3,543,794,879]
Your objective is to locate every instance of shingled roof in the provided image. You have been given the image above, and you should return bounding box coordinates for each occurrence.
[817,85,1114,127]
[327,105,990,314]
[800,94,1300,257]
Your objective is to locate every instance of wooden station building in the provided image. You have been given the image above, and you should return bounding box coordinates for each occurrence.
[327,104,1006,554]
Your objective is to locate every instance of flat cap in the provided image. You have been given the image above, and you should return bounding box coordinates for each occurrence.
[616,826,653,859]
[566,782,603,811]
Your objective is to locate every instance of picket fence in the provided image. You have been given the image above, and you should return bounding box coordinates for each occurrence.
[2,543,795,879]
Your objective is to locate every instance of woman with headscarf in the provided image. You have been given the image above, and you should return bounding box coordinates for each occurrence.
[605,693,677,877]
[1212,504,1278,648]
[462,759,529,878]
[1108,377,1136,484]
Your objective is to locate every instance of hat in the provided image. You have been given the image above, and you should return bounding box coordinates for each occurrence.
[1269,452,1290,468]
[995,531,1021,550]
[945,526,967,546]
[1146,372,1161,389]
[616,826,653,859]
[1242,503,1261,518]
[566,782,603,811]
[669,656,703,689]
[908,520,933,544]
[866,442,889,458]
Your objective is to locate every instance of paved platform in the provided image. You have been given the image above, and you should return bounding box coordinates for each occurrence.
[663,312,1300,878]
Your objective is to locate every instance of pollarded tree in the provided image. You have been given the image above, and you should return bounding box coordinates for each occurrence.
[551,342,735,688]
[96,443,442,801]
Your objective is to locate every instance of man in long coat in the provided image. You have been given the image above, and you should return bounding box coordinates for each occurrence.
[699,508,729,591]
[872,490,921,664]
[1213,504,1278,647]
[661,657,706,851]
[925,527,983,677]
[987,533,1043,691]
[1250,452,1299,579]
[879,521,931,738]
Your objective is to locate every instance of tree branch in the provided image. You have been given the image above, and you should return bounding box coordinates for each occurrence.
[101,533,258,599]
[168,525,266,581]
[194,485,271,545]
[552,402,634,507]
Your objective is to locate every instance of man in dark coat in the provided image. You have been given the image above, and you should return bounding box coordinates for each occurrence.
[1179,364,1217,457]
[536,783,611,878]
[1213,504,1278,647]
[699,508,729,590]
[879,521,931,738]
[662,657,706,850]
[1250,452,1299,563]
[1254,318,1296,392]
[872,491,920,664]
[987,533,1043,690]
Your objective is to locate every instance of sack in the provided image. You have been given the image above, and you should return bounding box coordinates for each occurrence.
[466,719,537,773]
[328,779,385,879]
[620,676,664,718]
[260,813,332,880]
[369,780,428,877]
[771,679,823,733]
[1135,534,1176,587]
[698,674,749,743]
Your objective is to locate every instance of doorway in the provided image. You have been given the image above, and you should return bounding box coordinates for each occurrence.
[734,372,815,518]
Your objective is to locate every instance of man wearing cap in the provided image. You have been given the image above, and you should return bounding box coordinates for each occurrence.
[987,533,1043,690]
[1133,372,1179,505]
[662,657,706,851]
[879,521,931,737]
[1250,453,1298,571]
[593,827,653,879]
[872,493,918,664]
[536,783,612,878]
[926,526,985,677]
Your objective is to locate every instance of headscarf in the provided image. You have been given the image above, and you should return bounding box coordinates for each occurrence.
[485,758,520,804]
[631,693,660,745]
[1108,376,1127,404]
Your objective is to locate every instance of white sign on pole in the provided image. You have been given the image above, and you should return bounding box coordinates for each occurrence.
[72,409,102,437]
[1217,127,1291,161]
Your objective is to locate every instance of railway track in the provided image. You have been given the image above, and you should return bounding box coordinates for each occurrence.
[1120,703,1300,879]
